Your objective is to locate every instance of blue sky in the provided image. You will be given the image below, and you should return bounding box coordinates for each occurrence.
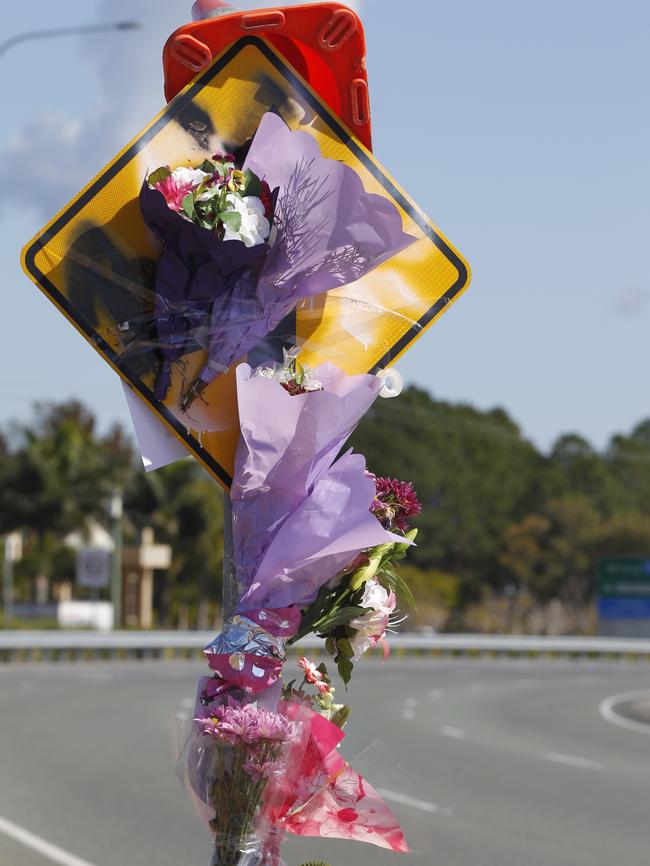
[1,0,647,452]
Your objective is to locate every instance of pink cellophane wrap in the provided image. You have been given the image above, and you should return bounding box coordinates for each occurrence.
[269,704,408,853]
[202,607,301,701]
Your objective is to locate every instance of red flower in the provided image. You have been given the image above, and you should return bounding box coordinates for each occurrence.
[371,476,421,532]
[259,180,274,220]
[212,152,236,163]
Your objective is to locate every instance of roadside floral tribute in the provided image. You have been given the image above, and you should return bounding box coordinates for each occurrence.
[128,111,414,410]
[181,348,422,865]
[122,103,422,866]
[17,29,472,866]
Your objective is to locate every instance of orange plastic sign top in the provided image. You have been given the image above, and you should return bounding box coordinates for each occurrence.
[163,2,372,149]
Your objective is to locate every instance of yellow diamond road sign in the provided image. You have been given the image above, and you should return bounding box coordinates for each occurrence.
[22,36,471,489]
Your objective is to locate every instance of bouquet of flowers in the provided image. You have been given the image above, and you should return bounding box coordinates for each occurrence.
[188,701,297,866]
[118,106,423,866]
[180,349,421,865]
[126,112,415,410]
[20,28,471,866]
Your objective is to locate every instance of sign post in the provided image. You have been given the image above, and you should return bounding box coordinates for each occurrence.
[597,557,650,637]
[2,533,22,625]
[109,492,123,629]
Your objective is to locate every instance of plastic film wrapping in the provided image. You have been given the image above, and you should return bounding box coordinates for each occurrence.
[21,37,470,489]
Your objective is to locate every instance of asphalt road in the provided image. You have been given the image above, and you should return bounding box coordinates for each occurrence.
[0,659,649,866]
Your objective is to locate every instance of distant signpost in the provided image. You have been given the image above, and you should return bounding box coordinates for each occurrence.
[76,547,110,589]
[597,557,650,636]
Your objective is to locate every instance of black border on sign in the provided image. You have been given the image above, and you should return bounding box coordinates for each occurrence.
[23,35,469,490]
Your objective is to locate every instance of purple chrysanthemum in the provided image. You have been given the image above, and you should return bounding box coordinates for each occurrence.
[196,702,293,746]
[371,476,421,532]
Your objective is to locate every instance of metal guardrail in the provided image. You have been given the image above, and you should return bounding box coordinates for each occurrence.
[1,631,650,662]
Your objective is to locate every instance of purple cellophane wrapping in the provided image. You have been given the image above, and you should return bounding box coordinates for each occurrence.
[232,363,403,610]
[139,112,416,399]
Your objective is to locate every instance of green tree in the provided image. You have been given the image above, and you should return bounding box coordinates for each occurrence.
[350,386,539,596]
[0,400,133,536]
[605,419,650,517]
[499,496,601,606]
[546,433,621,515]
[125,461,224,625]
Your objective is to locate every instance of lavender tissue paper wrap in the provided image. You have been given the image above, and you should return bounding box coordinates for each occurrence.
[231,363,404,610]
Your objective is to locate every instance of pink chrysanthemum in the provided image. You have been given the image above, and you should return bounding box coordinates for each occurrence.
[196,702,292,746]
[371,476,421,532]
[243,756,278,782]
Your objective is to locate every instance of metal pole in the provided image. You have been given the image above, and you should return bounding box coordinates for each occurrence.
[110,492,123,629]
[221,492,236,622]
[2,545,13,625]
[0,21,141,59]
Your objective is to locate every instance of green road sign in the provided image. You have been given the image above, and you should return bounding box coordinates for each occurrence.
[597,557,650,598]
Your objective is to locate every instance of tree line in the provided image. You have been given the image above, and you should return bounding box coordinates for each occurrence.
[351,386,650,632]
[1,390,649,632]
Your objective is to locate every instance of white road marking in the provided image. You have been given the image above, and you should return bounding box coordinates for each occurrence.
[543,751,604,771]
[0,815,98,866]
[77,673,113,684]
[441,725,466,739]
[599,690,650,736]
[377,788,451,816]
[402,697,417,720]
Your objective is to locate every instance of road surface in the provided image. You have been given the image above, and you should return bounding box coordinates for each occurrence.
[0,659,649,866]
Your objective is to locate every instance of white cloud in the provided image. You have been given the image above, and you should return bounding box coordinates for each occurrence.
[615,286,649,316]
[1,115,88,216]
[0,0,364,219]
[0,0,191,218]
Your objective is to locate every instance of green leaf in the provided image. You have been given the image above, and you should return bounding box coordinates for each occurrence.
[329,705,350,729]
[379,565,417,610]
[294,360,305,385]
[337,638,354,658]
[290,583,340,643]
[337,654,354,685]
[392,528,418,560]
[243,168,263,198]
[316,606,368,633]
[199,159,216,173]
[219,210,242,232]
[182,193,195,220]
[325,636,336,656]
[147,166,171,187]
[349,554,382,590]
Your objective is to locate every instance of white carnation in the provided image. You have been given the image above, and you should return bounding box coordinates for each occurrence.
[222,193,270,248]
[171,166,211,186]
[252,347,323,391]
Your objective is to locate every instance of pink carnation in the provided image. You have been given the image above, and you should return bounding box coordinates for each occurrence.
[298,656,324,686]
